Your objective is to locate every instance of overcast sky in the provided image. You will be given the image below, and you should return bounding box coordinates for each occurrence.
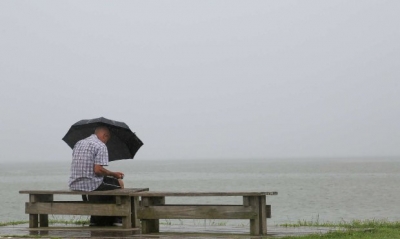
[1,1,399,162]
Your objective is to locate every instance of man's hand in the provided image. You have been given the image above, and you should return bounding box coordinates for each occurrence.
[118,179,125,189]
[113,172,124,179]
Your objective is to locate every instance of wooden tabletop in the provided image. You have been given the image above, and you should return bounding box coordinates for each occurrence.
[19,189,277,196]
[129,191,278,197]
[19,188,149,196]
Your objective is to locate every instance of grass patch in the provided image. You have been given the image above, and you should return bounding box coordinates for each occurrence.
[0,221,28,226]
[160,219,228,227]
[280,228,400,239]
[279,219,400,239]
[193,219,228,226]
[0,235,45,238]
[280,218,400,229]
[48,215,89,226]
[0,216,90,227]
[48,219,89,226]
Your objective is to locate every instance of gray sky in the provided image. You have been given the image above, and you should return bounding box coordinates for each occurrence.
[1,0,399,162]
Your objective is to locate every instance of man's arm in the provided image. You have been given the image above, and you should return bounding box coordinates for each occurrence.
[94,164,124,179]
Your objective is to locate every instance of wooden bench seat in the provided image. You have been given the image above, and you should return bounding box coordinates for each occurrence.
[129,191,278,236]
[20,190,277,236]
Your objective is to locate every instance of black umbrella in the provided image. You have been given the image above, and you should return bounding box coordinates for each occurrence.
[62,117,143,161]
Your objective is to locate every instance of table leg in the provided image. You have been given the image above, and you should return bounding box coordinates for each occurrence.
[131,196,140,228]
[29,194,53,228]
[259,195,267,235]
[119,196,132,229]
[244,196,260,236]
[29,214,38,228]
[28,194,38,228]
[141,196,165,233]
[38,194,53,227]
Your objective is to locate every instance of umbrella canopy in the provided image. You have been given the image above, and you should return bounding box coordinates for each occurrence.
[62,117,143,161]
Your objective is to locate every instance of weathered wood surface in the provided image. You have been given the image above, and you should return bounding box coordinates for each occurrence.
[141,196,165,234]
[131,191,278,197]
[259,196,267,234]
[21,188,147,229]
[21,189,276,236]
[266,205,271,218]
[131,196,140,228]
[138,205,258,219]
[135,193,276,236]
[136,204,271,219]
[25,202,131,216]
[19,188,149,196]
[244,196,260,235]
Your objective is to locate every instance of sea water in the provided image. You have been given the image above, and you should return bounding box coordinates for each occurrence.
[1,158,400,225]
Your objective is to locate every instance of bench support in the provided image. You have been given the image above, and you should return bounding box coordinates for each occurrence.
[29,194,53,228]
[141,196,165,234]
[21,189,275,236]
[137,195,270,236]
[131,196,140,228]
[244,195,267,235]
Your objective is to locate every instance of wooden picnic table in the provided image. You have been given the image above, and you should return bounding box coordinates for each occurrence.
[19,188,149,229]
[129,191,278,236]
[20,189,277,236]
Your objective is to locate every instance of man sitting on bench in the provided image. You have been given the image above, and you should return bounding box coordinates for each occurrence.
[68,126,124,226]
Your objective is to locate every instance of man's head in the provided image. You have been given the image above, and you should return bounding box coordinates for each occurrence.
[95,126,111,144]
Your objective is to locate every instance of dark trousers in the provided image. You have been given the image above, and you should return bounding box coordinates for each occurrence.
[84,177,121,226]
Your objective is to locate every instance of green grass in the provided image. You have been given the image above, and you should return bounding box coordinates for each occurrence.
[279,219,400,239]
[0,235,46,238]
[48,218,89,226]
[0,217,90,227]
[279,228,400,239]
[280,218,400,229]
[0,221,28,226]
[160,219,228,226]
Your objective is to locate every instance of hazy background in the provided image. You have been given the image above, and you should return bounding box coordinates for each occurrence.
[1,1,399,163]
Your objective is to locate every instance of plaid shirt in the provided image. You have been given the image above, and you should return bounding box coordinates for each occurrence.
[68,134,109,191]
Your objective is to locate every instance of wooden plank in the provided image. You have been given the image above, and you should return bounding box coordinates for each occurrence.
[25,194,53,228]
[120,196,132,229]
[245,196,260,236]
[131,191,278,197]
[142,196,165,207]
[27,227,140,232]
[28,194,40,228]
[259,196,267,235]
[28,201,116,204]
[29,214,38,228]
[25,202,131,216]
[116,196,122,205]
[131,196,140,228]
[141,196,165,234]
[266,205,271,218]
[38,194,53,227]
[19,188,149,195]
[138,205,257,219]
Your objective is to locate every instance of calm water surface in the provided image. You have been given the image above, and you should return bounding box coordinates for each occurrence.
[1,158,399,225]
